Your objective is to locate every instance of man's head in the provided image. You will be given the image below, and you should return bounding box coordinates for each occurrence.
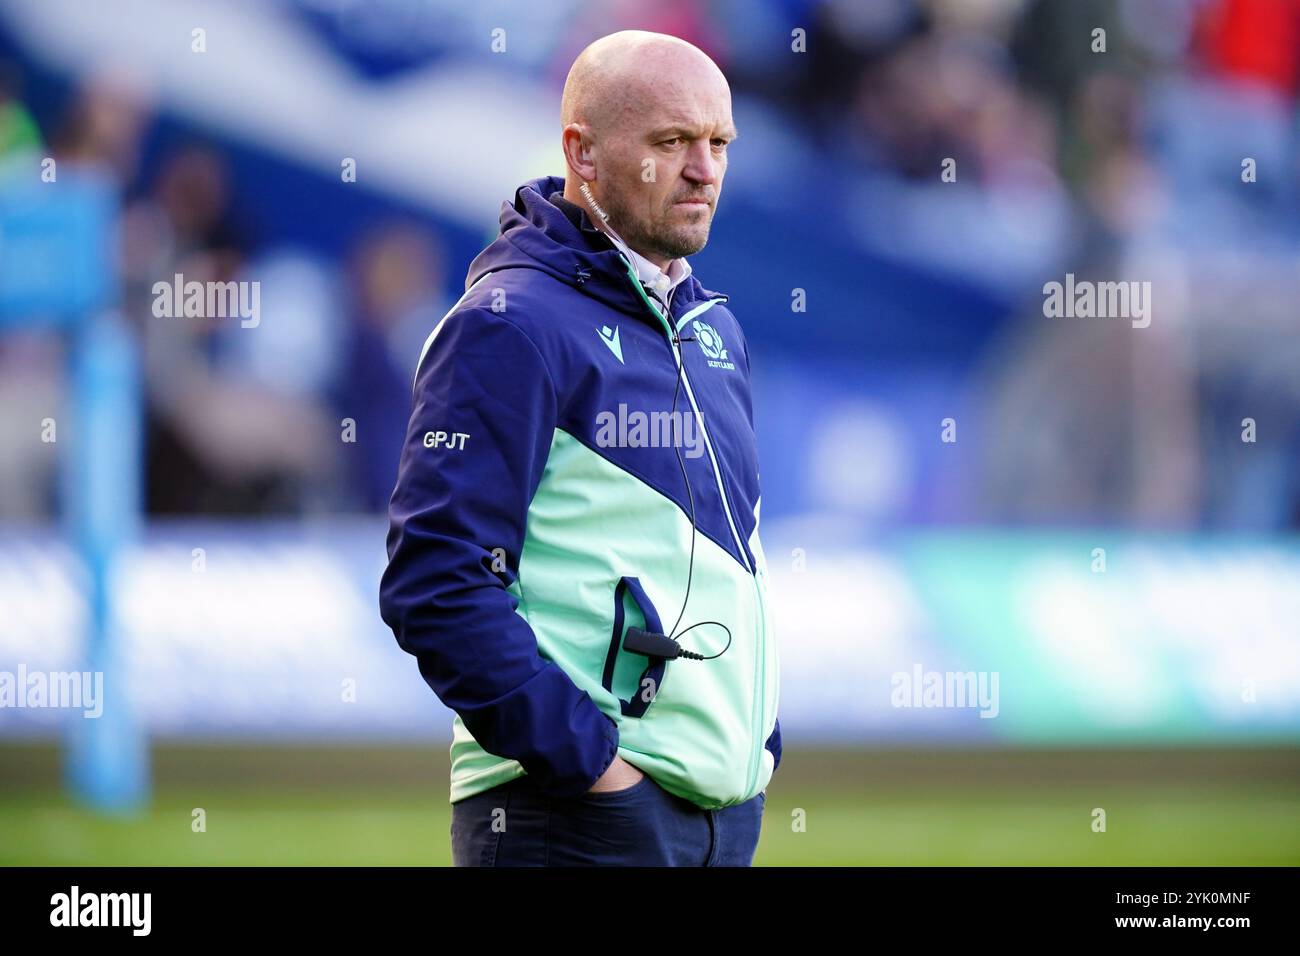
[560,31,736,271]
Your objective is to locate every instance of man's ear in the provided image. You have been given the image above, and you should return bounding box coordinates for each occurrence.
[562,123,597,180]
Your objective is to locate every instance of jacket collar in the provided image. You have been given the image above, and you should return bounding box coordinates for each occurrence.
[549,192,693,306]
[466,175,726,325]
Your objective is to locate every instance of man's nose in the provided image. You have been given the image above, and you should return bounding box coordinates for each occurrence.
[681,140,720,185]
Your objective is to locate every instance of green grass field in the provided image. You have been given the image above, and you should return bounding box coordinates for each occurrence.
[2,744,1297,865]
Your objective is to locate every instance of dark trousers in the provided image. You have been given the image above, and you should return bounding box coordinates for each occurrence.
[450,772,766,866]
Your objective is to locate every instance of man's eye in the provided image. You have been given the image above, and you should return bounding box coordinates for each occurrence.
[661,137,683,147]
[712,139,729,148]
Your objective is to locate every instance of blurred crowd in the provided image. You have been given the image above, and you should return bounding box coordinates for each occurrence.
[1,71,452,515]
[1,0,1298,528]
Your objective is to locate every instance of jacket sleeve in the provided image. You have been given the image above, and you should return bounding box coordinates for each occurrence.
[379,305,620,798]
[765,718,782,773]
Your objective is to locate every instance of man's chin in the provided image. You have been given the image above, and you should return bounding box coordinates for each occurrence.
[656,231,709,260]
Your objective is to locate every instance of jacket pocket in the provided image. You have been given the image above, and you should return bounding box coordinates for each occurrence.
[601,575,668,719]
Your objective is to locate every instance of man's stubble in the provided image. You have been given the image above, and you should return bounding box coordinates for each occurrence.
[600,181,713,262]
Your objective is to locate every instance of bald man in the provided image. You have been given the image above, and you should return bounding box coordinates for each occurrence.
[381,31,781,867]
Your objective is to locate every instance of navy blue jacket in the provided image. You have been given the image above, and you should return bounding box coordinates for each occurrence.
[380,174,781,809]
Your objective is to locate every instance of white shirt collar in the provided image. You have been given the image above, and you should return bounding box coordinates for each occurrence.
[622,244,692,305]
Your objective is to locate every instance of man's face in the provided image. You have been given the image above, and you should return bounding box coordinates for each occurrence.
[596,72,736,263]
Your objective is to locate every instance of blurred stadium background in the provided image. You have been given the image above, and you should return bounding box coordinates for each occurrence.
[1,0,1298,865]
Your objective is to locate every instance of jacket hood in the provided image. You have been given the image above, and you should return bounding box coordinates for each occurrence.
[465,174,724,321]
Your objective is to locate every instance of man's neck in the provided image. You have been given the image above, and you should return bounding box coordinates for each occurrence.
[610,233,671,274]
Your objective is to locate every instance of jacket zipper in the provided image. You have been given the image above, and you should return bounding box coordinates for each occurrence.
[620,258,767,799]
[669,305,753,575]
[626,276,751,571]
[750,520,769,796]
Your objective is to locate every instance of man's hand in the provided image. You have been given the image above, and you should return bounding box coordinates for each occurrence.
[586,754,645,794]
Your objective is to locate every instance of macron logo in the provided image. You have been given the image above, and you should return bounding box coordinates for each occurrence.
[598,325,623,364]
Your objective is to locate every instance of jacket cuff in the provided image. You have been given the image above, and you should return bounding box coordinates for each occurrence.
[582,712,621,793]
[525,703,620,799]
[764,717,782,774]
